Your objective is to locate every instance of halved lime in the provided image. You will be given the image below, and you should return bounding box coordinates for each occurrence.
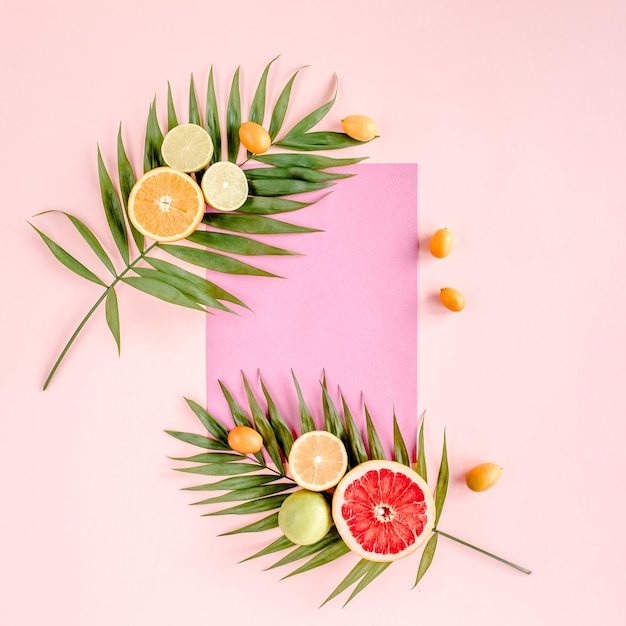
[201,161,249,212]
[161,124,214,173]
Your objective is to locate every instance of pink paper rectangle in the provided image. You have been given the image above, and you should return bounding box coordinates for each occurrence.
[206,163,417,450]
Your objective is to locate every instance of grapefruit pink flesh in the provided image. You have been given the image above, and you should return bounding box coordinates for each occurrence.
[332,460,435,562]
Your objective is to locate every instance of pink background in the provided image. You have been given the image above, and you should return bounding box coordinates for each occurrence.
[205,164,417,450]
[1,1,625,625]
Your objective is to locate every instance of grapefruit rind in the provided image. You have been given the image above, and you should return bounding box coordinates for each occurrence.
[332,459,435,562]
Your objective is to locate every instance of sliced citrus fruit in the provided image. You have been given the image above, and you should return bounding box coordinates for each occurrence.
[201,161,249,212]
[127,167,205,242]
[332,459,435,562]
[288,430,348,492]
[161,123,214,173]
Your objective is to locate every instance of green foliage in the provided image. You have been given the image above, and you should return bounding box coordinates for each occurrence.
[166,373,455,607]
[33,61,373,390]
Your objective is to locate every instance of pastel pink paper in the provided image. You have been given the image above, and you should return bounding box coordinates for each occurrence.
[206,164,417,450]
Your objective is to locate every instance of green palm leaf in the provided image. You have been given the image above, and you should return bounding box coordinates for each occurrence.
[321,378,345,441]
[283,73,337,139]
[247,178,334,197]
[343,562,392,607]
[268,67,304,140]
[249,56,278,124]
[434,432,449,526]
[187,230,297,257]
[29,222,106,286]
[365,403,386,460]
[416,412,427,480]
[244,166,352,183]
[292,370,316,433]
[414,533,438,588]
[131,267,230,312]
[206,494,289,516]
[283,538,350,580]
[219,512,279,536]
[117,125,143,251]
[176,463,258,477]
[144,257,249,310]
[189,73,201,125]
[275,131,366,151]
[205,66,222,163]
[143,97,164,172]
[121,275,205,311]
[260,378,295,458]
[218,380,265,464]
[319,557,371,605]
[202,213,318,235]
[165,430,230,451]
[226,66,241,163]
[191,483,293,506]
[241,535,294,563]
[166,81,179,130]
[159,244,279,277]
[104,287,121,355]
[173,452,243,464]
[97,147,130,265]
[36,210,116,276]
[242,373,285,473]
[237,196,317,215]
[341,394,368,467]
[184,397,230,443]
[266,527,341,570]
[393,412,410,467]
[183,474,281,492]
[253,153,367,169]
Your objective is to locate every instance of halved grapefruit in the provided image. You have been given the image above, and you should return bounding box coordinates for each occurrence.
[332,460,435,562]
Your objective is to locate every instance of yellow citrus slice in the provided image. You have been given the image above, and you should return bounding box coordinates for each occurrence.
[201,161,249,212]
[160,124,214,173]
[128,167,205,242]
[288,430,348,492]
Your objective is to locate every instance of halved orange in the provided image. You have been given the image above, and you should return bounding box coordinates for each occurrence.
[288,430,348,492]
[128,167,205,242]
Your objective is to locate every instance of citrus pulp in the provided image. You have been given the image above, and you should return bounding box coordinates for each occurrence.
[288,430,348,492]
[332,459,435,562]
[161,123,214,173]
[127,167,205,242]
[201,161,249,212]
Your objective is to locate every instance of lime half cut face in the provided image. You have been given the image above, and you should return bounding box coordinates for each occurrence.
[161,123,214,173]
[201,161,249,212]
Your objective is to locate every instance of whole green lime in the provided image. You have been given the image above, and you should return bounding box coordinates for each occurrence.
[278,490,332,545]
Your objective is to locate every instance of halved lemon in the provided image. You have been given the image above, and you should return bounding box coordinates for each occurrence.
[161,124,214,173]
[128,167,205,242]
[288,430,348,492]
[201,161,249,212]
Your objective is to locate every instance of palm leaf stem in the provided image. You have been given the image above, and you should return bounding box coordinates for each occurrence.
[43,241,158,390]
[434,529,531,575]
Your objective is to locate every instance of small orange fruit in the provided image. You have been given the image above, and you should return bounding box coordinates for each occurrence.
[341,115,377,142]
[465,463,502,492]
[239,121,271,154]
[227,425,263,454]
[429,228,454,258]
[440,287,465,312]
